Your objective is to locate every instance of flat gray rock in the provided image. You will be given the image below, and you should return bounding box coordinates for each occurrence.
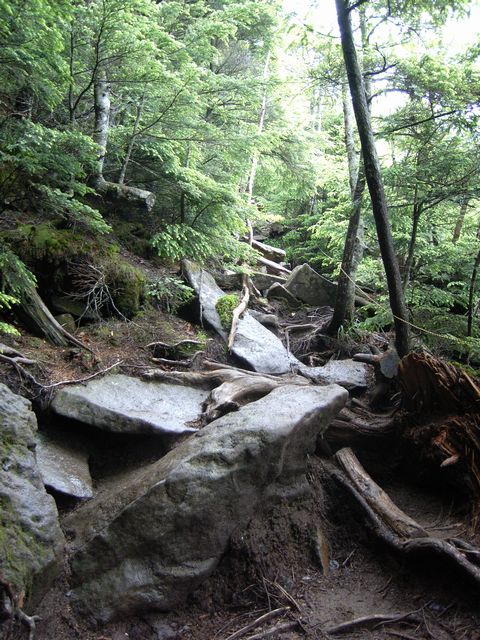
[300,359,370,391]
[266,282,301,307]
[251,271,287,292]
[183,260,299,374]
[36,432,93,499]
[64,383,347,623]
[285,263,337,307]
[51,374,208,436]
[0,384,64,608]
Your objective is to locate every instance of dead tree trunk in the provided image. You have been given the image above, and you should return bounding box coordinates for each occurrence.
[90,70,155,213]
[118,94,145,185]
[92,69,110,189]
[335,0,410,356]
[245,50,270,205]
[18,287,87,349]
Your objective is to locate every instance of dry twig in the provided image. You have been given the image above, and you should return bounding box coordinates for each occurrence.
[223,607,290,640]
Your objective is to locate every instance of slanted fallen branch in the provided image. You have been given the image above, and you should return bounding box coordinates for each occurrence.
[18,286,91,352]
[223,607,290,640]
[327,611,421,635]
[228,274,250,351]
[330,448,480,586]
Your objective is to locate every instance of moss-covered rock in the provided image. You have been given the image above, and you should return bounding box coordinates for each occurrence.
[104,260,146,318]
[0,384,64,608]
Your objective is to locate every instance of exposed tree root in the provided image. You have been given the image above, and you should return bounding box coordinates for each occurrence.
[329,448,480,586]
[399,352,480,414]
[327,611,420,635]
[0,577,40,640]
[143,363,309,423]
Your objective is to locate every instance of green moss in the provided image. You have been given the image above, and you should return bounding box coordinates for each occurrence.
[103,259,146,318]
[216,294,240,329]
[4,223,91,266]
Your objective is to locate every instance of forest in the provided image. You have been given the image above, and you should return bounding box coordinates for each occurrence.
[1,1,480,639]
[0,0,479,358]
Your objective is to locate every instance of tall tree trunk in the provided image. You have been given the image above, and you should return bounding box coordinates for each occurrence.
[245,51,271,204]
[402,189,423,291]
[452,197,469,244]
[92,69,110,188]
[329,83,365,334]
[118,94,145,185]
[467,242,480,337]
[335,0,410,356]
[343,81,359,196]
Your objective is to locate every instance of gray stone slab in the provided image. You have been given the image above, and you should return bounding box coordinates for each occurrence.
[36,432,93,499]
[183,260,299,374]
[51,374,209,436]
[300,359,370,391]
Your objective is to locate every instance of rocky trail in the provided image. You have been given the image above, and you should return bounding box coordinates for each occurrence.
[1,256,480,640]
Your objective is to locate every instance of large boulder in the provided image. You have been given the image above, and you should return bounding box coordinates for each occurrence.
[64,383,347,623]
[183,260,298,374]
[51,374,208,436]
[0,384,64,608]
[285,264,337,307]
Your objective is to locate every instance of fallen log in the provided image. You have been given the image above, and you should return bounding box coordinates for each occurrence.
[330,448,480,586]
[93,178,155,215]
[250,238,286,263]
[257,255,291,275]
[17,286,90,351]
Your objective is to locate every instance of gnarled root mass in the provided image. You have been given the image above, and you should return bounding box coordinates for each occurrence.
[398,352,480,524]
[143,360,310,422]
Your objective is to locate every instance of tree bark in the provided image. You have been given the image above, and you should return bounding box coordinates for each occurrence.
[452,197,469,243]
[402,194,423,291]
[245,50,271,204]
[467,245,480,337]
[18,287,87,349]
[92,69,110,187]
[329,168,365,334]
[335,0,410,356]
[118,94,145,184]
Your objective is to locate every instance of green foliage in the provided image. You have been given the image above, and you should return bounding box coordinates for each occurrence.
[0,120,109,233]
[146,276,195,314]
[0,292,20,336]
[0,241,37,336]
[215,294,240,329]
